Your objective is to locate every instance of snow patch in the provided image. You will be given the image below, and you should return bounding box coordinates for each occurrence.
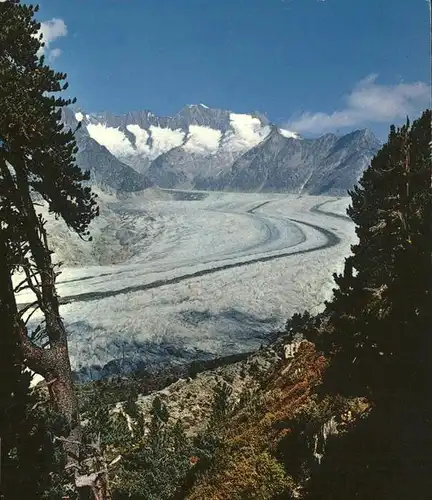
[86,122,135,157]
[120,124,186,159]
[87,120,185,160]
[223,113,271,152]
[126,124,150,154]
[183,125,222,154]
[75,112,84,122]
[148,125,185,158]
[280,128,299,139]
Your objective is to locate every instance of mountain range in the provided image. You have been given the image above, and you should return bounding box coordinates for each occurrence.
[62,104,381,195]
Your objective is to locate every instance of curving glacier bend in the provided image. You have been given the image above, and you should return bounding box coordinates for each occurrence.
[17,190,355,380]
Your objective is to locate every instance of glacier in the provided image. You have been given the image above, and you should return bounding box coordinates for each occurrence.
[16,190,355,380]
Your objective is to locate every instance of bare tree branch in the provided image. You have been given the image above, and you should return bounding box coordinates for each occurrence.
[13,271,40,294]
[20,330,51,375]
[21,262,44,310]
[22,304,41,326]
[17,299,39,318]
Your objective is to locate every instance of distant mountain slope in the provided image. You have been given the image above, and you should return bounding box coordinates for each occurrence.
[208,129,380,195]
[304,129,381,195]
[65,105,380,195]
[61,108,152,192]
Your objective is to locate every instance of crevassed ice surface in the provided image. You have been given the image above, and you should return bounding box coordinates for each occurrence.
[16,191,354,379]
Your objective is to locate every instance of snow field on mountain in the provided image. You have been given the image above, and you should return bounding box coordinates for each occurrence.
[84,111,279,165]
[183,125,222,153]
[86,122,136,157]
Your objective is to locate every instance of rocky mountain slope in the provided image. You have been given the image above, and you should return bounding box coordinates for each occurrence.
[61,108,152,192]
[74,334,369,499]
[65,105,380,195]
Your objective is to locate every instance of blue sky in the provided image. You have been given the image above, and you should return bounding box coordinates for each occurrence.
[36,0,430,138]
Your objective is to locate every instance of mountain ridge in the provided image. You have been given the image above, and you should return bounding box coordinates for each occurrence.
[65,105,381,195]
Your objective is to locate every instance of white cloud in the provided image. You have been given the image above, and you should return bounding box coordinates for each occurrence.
[37,18,68,60]
[48,47,62,61]
[288,75,430,135]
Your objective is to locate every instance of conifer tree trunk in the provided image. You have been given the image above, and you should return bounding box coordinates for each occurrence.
[14,191,82,473]
[2,154,82,473]
[0,234,20,351]
[0,156,104,497]
[1,2,103,495]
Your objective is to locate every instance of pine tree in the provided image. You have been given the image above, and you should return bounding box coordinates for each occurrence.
[308,110,432,499]
[0,233,62,498]
[0,0,100,495]
[321,110,432,399]
[0,234,34,498]
[112,397,193,500]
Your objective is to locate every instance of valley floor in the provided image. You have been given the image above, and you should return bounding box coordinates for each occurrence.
[17,190,355,379]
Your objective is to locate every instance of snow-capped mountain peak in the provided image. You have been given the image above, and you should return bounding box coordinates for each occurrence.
[64,104,380,195]
[186,103,210,109]
[77,105,273,168]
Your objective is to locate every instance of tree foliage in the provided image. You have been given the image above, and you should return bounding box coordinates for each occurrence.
[0,289,61,499]
[109,397,195,500]
[306,110,432,499]
[319,111,431,398]
[0,0,100,495]
[0,0,98,236]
